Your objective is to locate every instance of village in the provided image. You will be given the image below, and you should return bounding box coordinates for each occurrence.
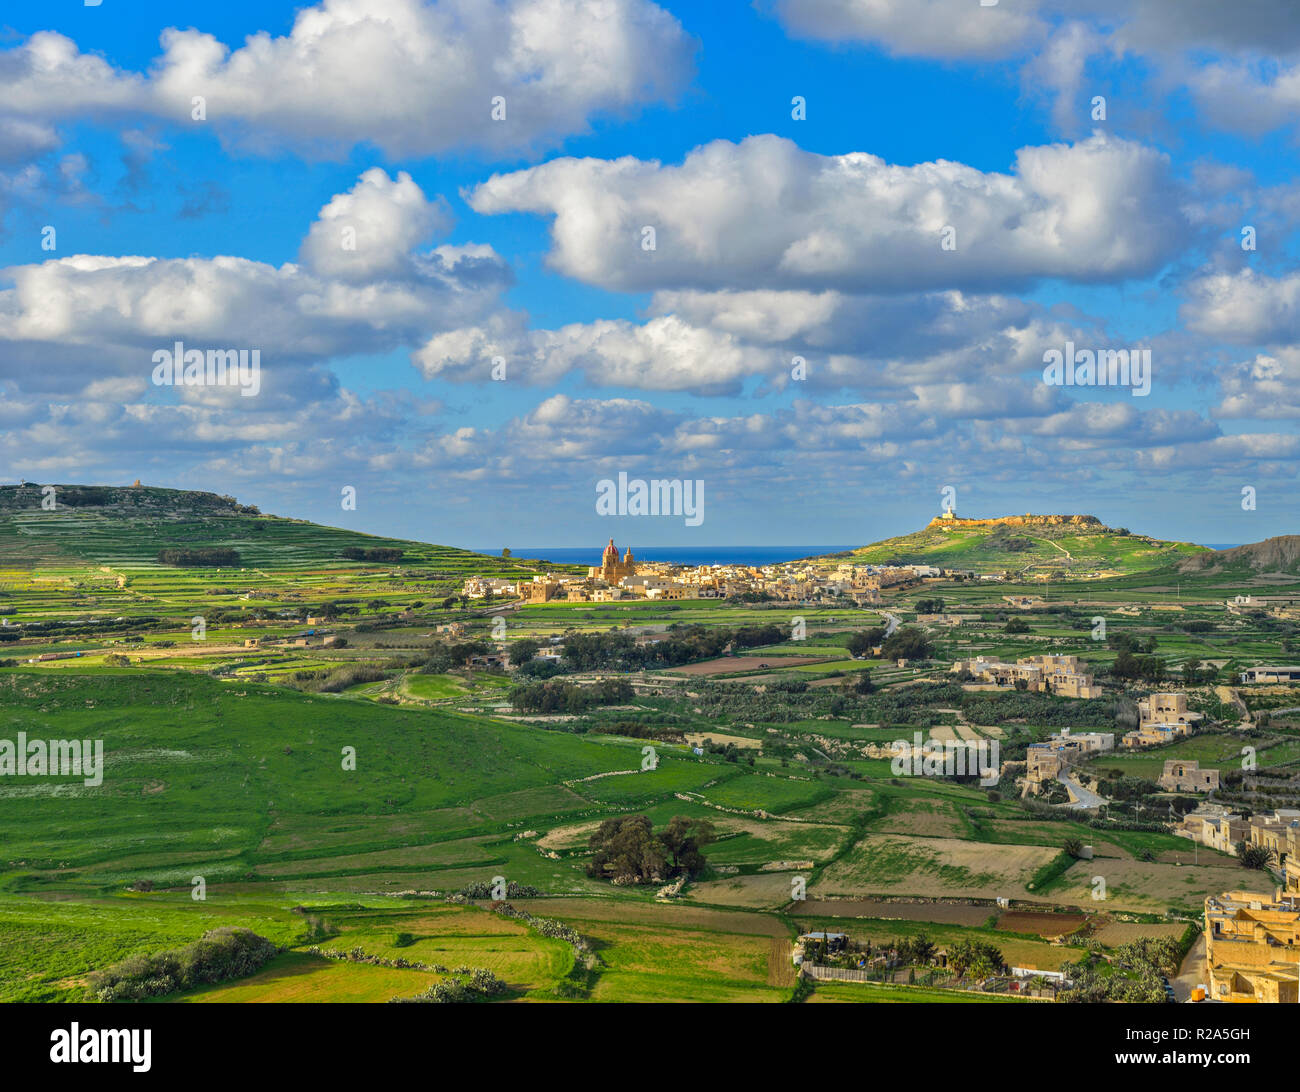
[462,538,981,604]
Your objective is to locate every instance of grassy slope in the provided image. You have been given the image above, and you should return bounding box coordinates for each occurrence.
[818,518,1207,575]
[0,484,580,630]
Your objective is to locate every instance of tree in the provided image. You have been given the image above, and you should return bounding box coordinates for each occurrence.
[881,627,932,660]
[1004,618,1030,634]
[840,669,875,695]
[846,628,886,658]
[508,638,539,665]
[1063,837,1084,859]
[947,938,975,978]
[658,816,716,877]
[1236,841,1276,870]
[587,816,666,884]
[501,548,512,558]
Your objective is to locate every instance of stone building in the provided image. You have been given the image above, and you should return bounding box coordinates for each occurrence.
[1158,759,1219,793]
[1204,890,1300,1003]
[952,653,1101,699]
[589,539,636,584]
[1123,692,1203,747]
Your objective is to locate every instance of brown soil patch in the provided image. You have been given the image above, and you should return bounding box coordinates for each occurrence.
[669,656,828,676]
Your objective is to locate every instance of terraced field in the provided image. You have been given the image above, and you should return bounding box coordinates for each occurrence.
[1,486,1292,1005]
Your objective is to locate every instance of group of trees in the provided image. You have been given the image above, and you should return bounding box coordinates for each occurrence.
[697,738,755,764]
[509,677,634,714]
[839,670,876,695]
[419,640,491,672]
[1059,938,1180,1004]
[557,624,785,672]
[944,938,1008,980]
[586,815,715,885]
[845,625,933,660]
[1103,633,1169,681]
[1108,651,1168,682]
[157,547,240,567]
[340,546,404,562]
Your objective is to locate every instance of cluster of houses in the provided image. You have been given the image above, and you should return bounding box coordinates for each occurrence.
[952,653,1102,699]
[461,541,977,606]
[1178,805,1300,881]
[1024,727,1115,793]
[1204,888,1300,1003]
[1021,692,1208,796]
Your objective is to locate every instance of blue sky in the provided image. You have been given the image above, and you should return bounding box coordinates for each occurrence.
[2,0,1300,549]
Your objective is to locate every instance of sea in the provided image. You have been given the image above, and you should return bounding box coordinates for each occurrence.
[477,545,857,566]
[480,541,1242,566]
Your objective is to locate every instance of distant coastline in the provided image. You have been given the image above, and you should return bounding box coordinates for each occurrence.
[476,545,857,566]
[486,542,1242,565]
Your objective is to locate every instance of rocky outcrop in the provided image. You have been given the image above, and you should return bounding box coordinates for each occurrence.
[927,514,1105,531]
[1180,535,1300,573]
[0,483,258,516]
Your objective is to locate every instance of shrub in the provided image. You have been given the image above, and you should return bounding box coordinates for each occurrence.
[88,928,278,1001]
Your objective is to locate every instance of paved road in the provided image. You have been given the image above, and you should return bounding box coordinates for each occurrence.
[1057,771,1105,810]
[1173,933,1207,1002]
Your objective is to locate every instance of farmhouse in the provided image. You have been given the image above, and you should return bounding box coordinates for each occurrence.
[1240,665,1300,684]
[1178,806,1249,854]
[1025,744,1067,792]
[1246,811,1300,880]
[521,575,565,603]
[463,577,518,599]
[792,932,848,965]
[1158,759,1219,793]
[1122,692,1202,748]
[1048,728,1114,753]
[952,654,1101,698]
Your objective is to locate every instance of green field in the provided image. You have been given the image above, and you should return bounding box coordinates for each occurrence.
[1,487,1295,1004]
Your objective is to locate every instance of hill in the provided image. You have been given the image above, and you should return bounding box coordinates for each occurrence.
[0,482,533,571]
[0,482,571,626]
[815,513,1208,576]
[1178,534,1300,576]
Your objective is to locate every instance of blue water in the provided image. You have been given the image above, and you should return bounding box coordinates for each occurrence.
[478,545,857,566]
